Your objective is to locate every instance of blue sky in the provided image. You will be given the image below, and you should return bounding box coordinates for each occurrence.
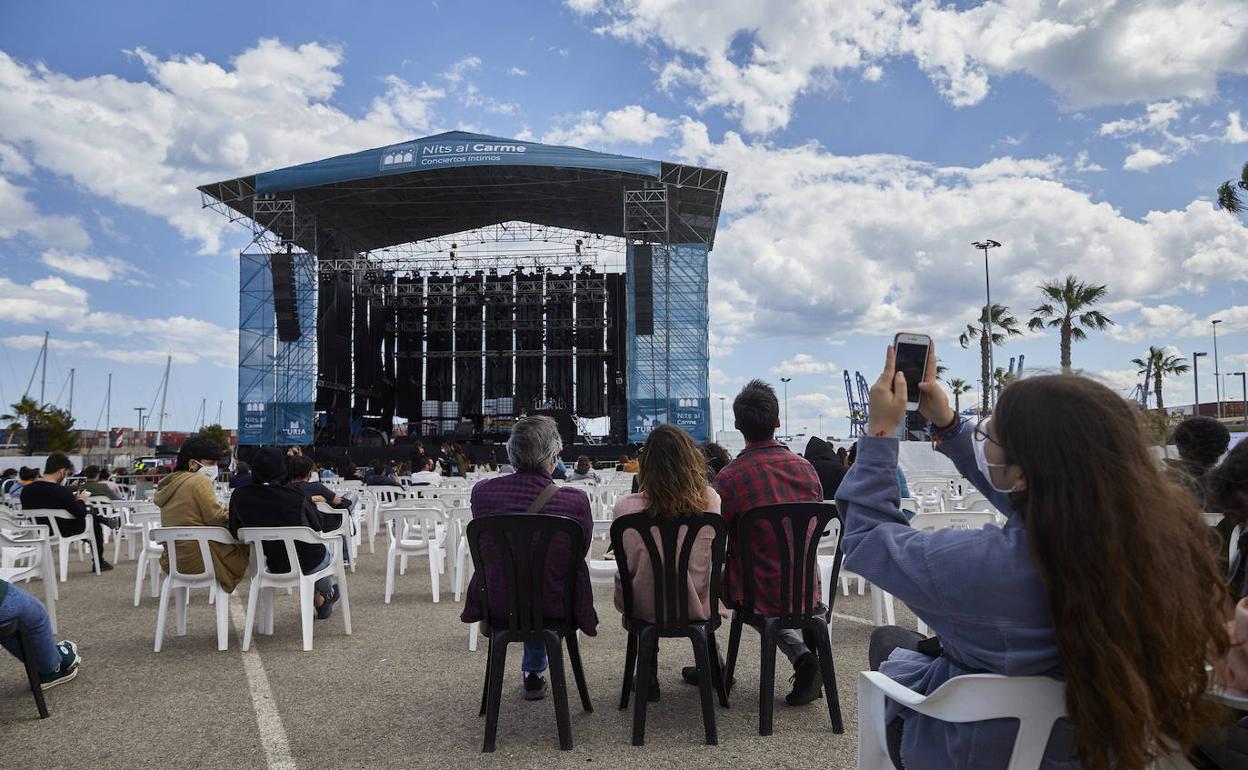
[0,0,1246,436]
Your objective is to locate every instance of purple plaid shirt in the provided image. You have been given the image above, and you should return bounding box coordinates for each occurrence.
[459,471,599,635]
[713,440,824,615]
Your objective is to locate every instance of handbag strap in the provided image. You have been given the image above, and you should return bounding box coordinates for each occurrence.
[527,482,561,514]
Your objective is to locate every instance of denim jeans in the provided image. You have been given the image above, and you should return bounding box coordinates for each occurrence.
[0,583,61,674]
[307,549,335,596]
[522,640,548,674]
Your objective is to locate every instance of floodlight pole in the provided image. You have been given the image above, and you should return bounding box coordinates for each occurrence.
[719,396,725,438]
[1212,319,1222,419]
[1233,372,1248,426]
[972,240,1001,408]
[1193,352,1207,417]
[780,377,792,439]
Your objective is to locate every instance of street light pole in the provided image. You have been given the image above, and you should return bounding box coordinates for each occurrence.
[1193,352,1207,417]
[972,240,1001,408]
[818,413,822,438]
[1233,372,1248,425]
[1212,319,1223,418]
[718,396,725,438]
[780,377,792,440]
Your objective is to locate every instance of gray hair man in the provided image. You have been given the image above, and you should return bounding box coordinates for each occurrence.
[461,415,598,702]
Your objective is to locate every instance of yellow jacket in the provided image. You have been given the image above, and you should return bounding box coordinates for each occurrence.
[154,471,250,593]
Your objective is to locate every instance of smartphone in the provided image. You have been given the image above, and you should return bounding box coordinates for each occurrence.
[894,333,932,410]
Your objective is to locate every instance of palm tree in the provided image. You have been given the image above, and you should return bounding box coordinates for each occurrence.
[1,396,41,430]
[947,378,972,414]
[1215,161,1248,215]
[959,303,1023,415]
[1131,346,1189,411]
[1027,275,1114,371]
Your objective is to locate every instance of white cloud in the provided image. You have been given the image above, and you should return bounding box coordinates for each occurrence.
[1109,304,1248,343]
[674,121,1248,350]
[39,250,137,282]
[773,353,838,376]
[572,1,1248,133]
[0,39,450,253]
[0,274,236,366]
[543,105,673,146]
[1073,150,1105,173]
[0,143,31,176]
[442,56,482,85]
[508,66,528,77]
[0,175,91,250]
[1226,111,1248,143]
[1122,146,1173,171]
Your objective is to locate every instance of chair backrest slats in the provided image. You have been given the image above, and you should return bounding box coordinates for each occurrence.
[466,514,584,635]
[737,502,839,625]
[610,512,728,630]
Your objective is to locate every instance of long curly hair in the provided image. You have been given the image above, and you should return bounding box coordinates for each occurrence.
[636,425,709,518]
[995,375,1229,770]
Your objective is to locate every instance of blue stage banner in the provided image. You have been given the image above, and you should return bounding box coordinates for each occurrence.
[255,131,661,193]
[274,402,314,444]
[627,397,710,444]
[238,401,272,445]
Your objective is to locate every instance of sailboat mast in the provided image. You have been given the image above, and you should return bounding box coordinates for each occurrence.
[105,373,112,455]
[68,368,75,417]
[39,331,48,405]
[155,355,171,447]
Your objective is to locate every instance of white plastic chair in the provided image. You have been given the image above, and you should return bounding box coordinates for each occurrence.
[383,506,447,604]
[585,519,616,586]
[315,502,357,573]
[20,508,101,581]
[816,518,844,608]
[910,512,999,532]
[111,500,158,562]
[237,526,352,652]
[151,526,240,652]
[131,511,164,606]
[0,528,57,634]
[857,671,1066,770]
[446,506,474,602]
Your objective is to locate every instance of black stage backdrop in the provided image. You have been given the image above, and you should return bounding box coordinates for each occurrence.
[394,275,423,419]
[545,272,574,407]
[575,269,606,416]
[484,274,513,400]
[455,274,484,415]
[425,275,453,401]
[514,271,543,410]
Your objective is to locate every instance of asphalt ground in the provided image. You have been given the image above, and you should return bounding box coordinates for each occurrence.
[0,537,909,770]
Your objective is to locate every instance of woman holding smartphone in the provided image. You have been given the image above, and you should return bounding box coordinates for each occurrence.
[836,343,1227,770]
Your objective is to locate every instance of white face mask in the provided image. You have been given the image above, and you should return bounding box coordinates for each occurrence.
[192,461,218,482]
[971,419,1015,494]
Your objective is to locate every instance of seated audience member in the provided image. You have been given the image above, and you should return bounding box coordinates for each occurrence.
[77,466,124,501]
[154,435,249,593]
[551,456,569,480]
[0,578,81,689]
[14,466,38,496]
[703,442,731,480]
[288,456,350,512]
[460,416,596,702]
[838,344,1227,770]
[804,436,847,500]
[1201,440,1248,767]
[613,425,721,701]
[23,454,119,572]
[318,463,337,480]
[453,445,471,477]
[364,461,401,487]
[229,461,252,489]
[1167,416,1231,510]
[568,456,601,483]
[836,447,849,467]
[409,458,442,486]
[229,447,340,618]
[0,468,17,496]
[620,453,640,473]
[690,380,824,705]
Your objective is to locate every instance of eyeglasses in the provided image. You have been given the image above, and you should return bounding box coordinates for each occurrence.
[972,418,1001,448]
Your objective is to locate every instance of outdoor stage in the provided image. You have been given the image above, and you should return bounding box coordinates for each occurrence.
[200,132,726,452]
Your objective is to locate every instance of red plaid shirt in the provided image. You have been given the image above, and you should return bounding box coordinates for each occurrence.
[712,441,824,615]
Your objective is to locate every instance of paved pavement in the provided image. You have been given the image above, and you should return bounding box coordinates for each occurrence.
[1,538,906,770]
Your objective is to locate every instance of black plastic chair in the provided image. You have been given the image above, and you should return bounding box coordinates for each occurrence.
[0,618,49,718]
[611,511,730,746]
[723,501,844,736]
[467,513,593,752]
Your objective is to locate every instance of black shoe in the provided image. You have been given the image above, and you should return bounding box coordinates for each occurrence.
[101,515,122,529]
[681,665,732,689]
[785,652,823,706]
[97,560,114,573]
[522,672,547,701]
[315,585,339,620]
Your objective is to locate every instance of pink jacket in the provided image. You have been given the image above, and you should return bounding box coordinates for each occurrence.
[611,487,722,623]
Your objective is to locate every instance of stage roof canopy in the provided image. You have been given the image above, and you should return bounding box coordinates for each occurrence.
[200,131,726,252]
